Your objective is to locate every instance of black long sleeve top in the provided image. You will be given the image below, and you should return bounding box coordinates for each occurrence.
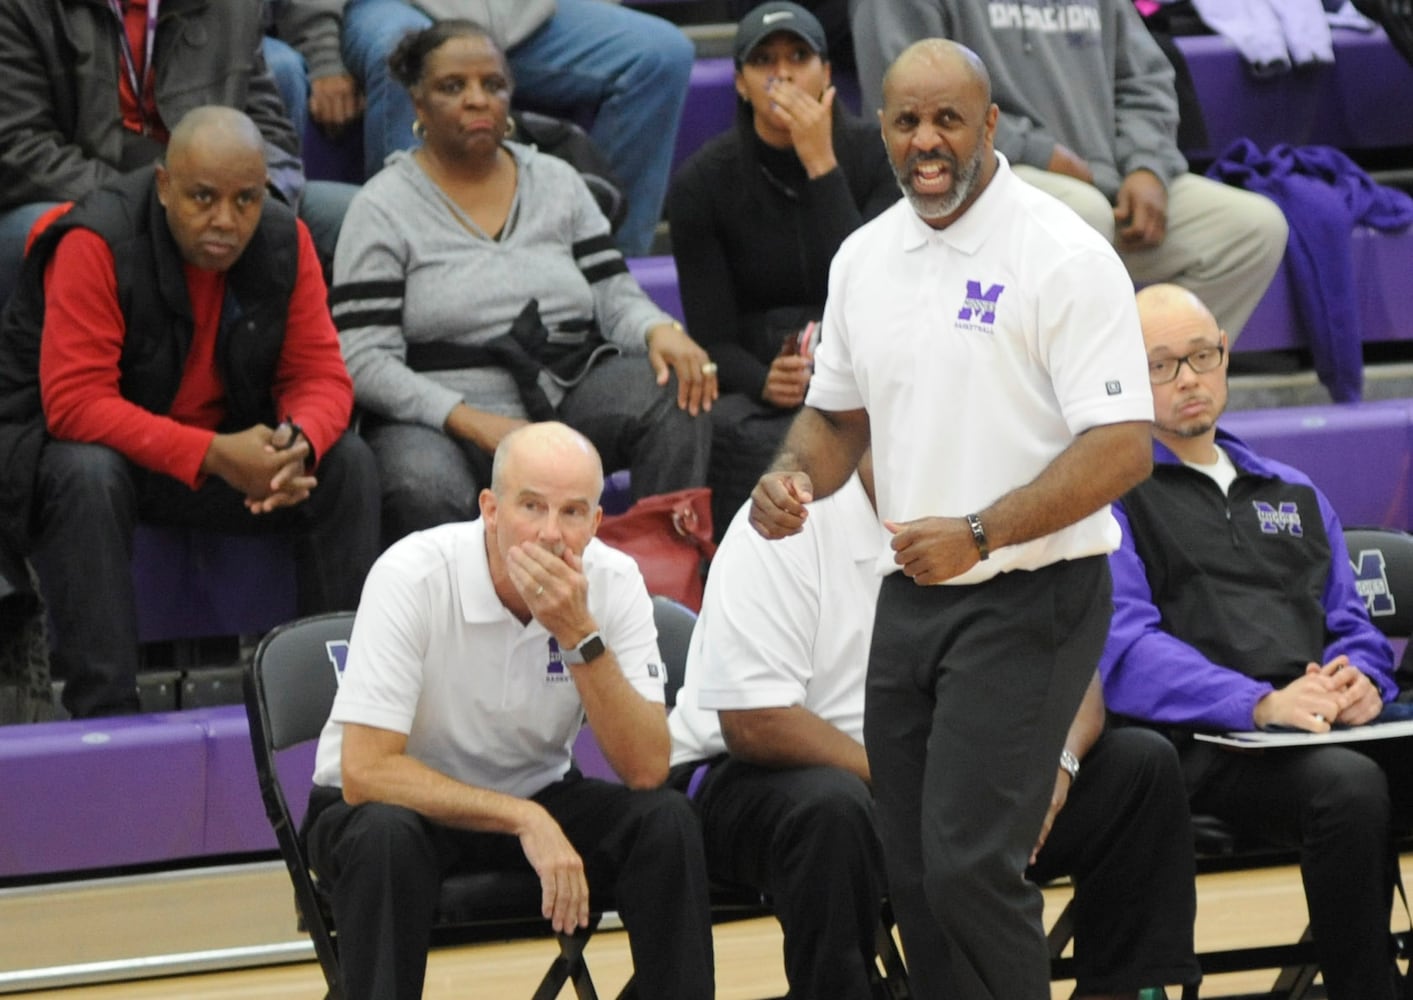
[667,105,899,401]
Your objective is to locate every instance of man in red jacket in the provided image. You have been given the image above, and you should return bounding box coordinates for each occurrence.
[7,106,378,718]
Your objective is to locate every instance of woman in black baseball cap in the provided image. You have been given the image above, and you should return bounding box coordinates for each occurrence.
[667,0,896,540]
[729,0,856,70]
[732,1,831,67]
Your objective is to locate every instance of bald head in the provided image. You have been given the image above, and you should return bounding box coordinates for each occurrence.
[882,38,991,110]
[165,106,265,167]
[1135,283,1221,351]
[491,422,604,503]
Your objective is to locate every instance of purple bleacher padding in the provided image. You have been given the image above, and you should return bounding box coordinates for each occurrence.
[1235,261,1299,354]
[602,468,634,516]
[132,527,298,644]
[1233,226,1413,355]
[195,704,319,853]
[673,58,738,176]
[1223,399,1413,531]
[833,68,862,116]
[0,713,208,877]
[1351,226,1413,346]
[627,255,684,323]
[191,707,279,856]
[1176,27,1413,162]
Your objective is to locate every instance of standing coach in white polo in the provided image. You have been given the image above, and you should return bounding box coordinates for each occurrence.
[750,39,1155,1000]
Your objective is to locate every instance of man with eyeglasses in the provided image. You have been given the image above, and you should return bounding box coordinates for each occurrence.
[1099,283,1413,1000]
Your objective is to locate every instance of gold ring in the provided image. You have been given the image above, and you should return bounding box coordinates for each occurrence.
[701,362,719,376]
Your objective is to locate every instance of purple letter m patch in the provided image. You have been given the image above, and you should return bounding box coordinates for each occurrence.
[958,281,1005,324]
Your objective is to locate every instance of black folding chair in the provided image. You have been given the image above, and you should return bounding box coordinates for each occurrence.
[1345,526,1413,680]
[243,611,604,1000]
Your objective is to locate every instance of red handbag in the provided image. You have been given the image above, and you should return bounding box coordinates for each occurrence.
[597,488,716,611]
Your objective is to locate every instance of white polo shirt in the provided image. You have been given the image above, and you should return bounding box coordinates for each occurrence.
[312,520,666,799]
[807,154,1154,582]
[669,475,885,766]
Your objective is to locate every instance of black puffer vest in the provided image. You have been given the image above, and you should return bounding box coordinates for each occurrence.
[0,165,298,553]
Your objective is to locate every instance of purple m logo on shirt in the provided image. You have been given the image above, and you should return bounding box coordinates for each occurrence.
[958,281,1005,325]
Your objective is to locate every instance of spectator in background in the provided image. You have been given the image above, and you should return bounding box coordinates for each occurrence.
[851,0,1290,340]
[0,0,359,306]
[264,0,366,145]
[339,0,693,256]
[1102,283,1413,1000]
[331,21,712,547]
[726,0,857,70]
[0,108,378,719]
[667,3,897,538]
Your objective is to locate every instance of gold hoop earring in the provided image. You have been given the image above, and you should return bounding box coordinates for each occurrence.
[412,119,426,140]
[504,115,516,140]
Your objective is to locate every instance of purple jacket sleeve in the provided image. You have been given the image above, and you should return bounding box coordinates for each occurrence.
[1099,500,1277,731]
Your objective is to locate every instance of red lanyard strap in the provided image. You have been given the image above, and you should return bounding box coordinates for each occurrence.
[106,0,161,129]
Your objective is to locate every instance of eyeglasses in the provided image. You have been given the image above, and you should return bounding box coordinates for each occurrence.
[1147,344,1225,385]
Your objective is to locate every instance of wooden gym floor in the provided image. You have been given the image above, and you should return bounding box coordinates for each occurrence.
[4,855,1412,999]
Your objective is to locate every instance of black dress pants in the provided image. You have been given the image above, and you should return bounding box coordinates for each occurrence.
[1028,727,1201,995]
[693,759,885,999]
[1182,733,1413,1000]
[303,772,715,1000]
[864,557,1110,1000]
[32,434,379,717]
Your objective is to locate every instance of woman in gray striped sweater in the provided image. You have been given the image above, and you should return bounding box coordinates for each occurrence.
[330,19,715,545]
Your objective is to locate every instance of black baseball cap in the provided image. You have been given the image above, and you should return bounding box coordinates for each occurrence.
[733,2,828,66]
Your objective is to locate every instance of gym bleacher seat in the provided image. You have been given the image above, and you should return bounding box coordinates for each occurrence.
[1174,26,1413,164]
[1237,225,1413,355]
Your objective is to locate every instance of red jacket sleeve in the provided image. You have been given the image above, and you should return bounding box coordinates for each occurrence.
[39,229,216,486]
[272,220,354,466]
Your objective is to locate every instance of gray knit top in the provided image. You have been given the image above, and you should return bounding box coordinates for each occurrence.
[329,144,672,427]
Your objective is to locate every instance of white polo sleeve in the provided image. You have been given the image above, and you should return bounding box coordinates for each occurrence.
[1041,246,1155,434]
[586,540,668,704]
[329,546,431,735]
[694,507,821,712]
[804,231,866,413]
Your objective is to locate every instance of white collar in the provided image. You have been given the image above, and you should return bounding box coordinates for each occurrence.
[898,151,1013,257]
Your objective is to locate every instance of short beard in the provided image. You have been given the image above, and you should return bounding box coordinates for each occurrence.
[1156,391,1227,441]
[894,143,984,221]
[1156,415,1217,440]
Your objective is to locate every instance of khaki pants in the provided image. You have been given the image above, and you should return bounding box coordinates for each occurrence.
[1013,166,1289,341]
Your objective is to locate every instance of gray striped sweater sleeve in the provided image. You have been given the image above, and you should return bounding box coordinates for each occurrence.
[330,179,466,429]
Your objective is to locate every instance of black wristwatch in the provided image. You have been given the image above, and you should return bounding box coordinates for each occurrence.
[965,513,990,561]
[560,631,606,666]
